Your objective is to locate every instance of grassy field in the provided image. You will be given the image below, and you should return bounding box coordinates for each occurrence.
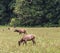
[0,26,60,53]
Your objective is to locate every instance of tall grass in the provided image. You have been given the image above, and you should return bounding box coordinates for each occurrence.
[0,26,60,53]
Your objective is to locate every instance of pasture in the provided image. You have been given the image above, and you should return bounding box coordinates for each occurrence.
[0,26,60,53]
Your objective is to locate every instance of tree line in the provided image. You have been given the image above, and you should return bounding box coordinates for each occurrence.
[0,0,60,27]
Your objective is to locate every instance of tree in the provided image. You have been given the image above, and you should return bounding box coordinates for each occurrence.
[0,0,60,27]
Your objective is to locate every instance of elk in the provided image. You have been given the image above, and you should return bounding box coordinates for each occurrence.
[14,29,26,34]
[18,34,36,46]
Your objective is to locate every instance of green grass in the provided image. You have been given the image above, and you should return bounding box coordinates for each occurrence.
[0,26,60,53]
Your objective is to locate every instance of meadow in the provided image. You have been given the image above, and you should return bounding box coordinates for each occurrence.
[0,26,60,53]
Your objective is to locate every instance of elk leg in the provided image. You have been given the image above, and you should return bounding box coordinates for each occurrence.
[32,39,36,44]
[18,41,20,46]
[19,32,21,34]
[24,40,27,45]
[23,41,25,45]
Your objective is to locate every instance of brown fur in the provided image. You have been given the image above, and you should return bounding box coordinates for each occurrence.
[18,34,36,46]
[14,29,26,34]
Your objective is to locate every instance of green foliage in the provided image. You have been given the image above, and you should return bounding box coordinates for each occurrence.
[10,18,20,26]
[0,0,11,24]
[12,0,60,26]
[0,0,60,27]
